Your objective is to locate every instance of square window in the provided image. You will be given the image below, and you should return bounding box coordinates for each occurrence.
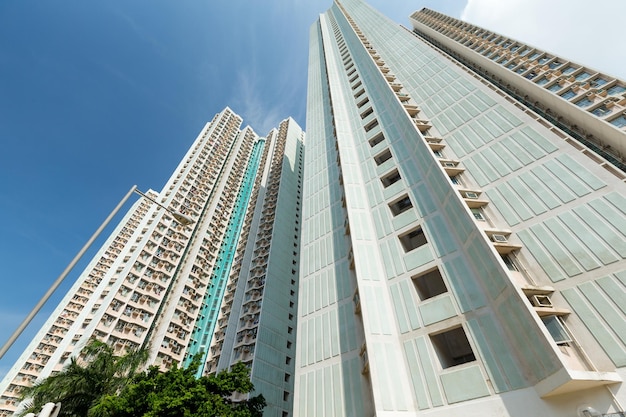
[413,268,447,300]
[399,227,428,252]
[389,195,413,216]
[471,208,486,221]
[430,327,476,369]
[374,149,392,165]
[368,132,384,147]
[381,169,402,187]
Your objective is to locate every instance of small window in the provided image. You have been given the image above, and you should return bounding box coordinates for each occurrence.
[561,66,576,75]
[374,149,392,165]
[575,97,593,108]
[590,77,608,88]
[607,84,626,95]
[285,356,292,365]
[381,169,401,187]
[389,195,413,216]
[471,208,486,221]
[609,115,626,128]
[413,268,447,300]
[357,97,369,108]
[284,373,291,382]
[360,107,374,119]
[542,316,571,345]
[364,119,379,132]
[399,227,428,252]
[591,105,612,117]
[430,327,476,369]
[352,80,362,90]
[548,83,562,92]
[283,391,289,401]
[560,89,576,100]
[501,255,518,271]
[369,132,384,147]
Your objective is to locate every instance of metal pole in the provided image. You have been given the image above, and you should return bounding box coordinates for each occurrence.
[0,185,138,359]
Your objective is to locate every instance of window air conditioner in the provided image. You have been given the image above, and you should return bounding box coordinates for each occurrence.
[491,234,508,243]
[531,294,553,308]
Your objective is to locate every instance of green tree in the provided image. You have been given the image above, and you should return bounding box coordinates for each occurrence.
[20,340,148,417]
[92,358,265,417]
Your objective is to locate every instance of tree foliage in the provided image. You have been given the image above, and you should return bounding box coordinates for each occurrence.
[20,340,148,417]
[20,341,265,417]
[93,359,265,417]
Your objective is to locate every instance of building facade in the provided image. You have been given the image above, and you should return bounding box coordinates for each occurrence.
[0,108,304,417]
[295,1,626,417]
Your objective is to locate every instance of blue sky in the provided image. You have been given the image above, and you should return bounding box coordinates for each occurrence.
[0,0,623,378]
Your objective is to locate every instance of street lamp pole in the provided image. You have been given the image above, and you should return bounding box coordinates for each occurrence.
[0,185,192,360]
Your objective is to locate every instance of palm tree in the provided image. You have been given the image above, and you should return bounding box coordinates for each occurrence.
[19,341,148,417]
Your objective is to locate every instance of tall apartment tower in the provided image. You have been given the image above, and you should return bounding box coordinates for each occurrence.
[0,108,304,417]
[296,1,626,417]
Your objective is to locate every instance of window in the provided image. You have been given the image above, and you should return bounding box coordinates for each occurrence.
[548,83,562,92]
[399,227,428,252]
[450,175,462,185]
[360,107,373,119]
[374,149,392,165]
[538,56,551,65]
[529,52,540,60]
[561,66,576,75]
[369,132,384,147]
[560,89,576,100]
[607,84,626,95]
[590,77,608,88]
[430,327,476,369]
[413,268,447,300]
[283,391,290,401]
[548,60,562,69]
[501,255,518,271]
[284,373,291,382]
[471,208,486,221]
[575,71,591,81]
[515,66,526,74]
[610,115,626,128]
[591,105,612,117]
[575,97,593,107]
[536,77,549,86]
[381,169,401,187]
[389,195,413,216]
[541,316,571,345]
[364,119,379,132]
[285,356,292,365]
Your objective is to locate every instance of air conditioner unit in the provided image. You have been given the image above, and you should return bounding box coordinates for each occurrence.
[492,234,508,243]
[464,192,479,199]
[531,294,553,308]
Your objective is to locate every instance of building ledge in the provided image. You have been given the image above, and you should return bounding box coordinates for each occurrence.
[535,368,621,398]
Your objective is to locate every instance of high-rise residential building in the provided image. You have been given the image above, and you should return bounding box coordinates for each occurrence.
[3,1,626,417]
[296,1,626,417]
[0,108,304,417]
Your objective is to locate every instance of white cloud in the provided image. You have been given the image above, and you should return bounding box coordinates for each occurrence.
[461,0,626,79]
